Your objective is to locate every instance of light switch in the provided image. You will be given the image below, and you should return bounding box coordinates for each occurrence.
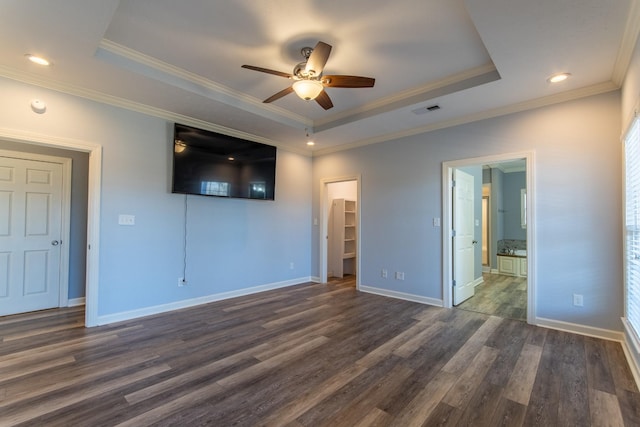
[118,214,135,225]
[433,217,441,227]
[475,219,480,226]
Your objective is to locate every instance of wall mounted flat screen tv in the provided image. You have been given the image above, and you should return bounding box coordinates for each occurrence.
[172,123,277,200]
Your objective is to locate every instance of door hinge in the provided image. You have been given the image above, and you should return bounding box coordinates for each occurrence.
[451,229,456,237]
[451,180,456,188]
[452,280,457,287]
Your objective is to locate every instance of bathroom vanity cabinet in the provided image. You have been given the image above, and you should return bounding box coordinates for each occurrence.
[498,255,527,277]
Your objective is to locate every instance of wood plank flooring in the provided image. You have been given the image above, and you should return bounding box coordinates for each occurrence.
[456,273,527,321]
[1,279,639,426]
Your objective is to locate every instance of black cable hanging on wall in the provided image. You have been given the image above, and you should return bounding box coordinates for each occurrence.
[182,194,188,281]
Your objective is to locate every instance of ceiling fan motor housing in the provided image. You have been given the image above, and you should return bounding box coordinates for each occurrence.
[293,62,308,79]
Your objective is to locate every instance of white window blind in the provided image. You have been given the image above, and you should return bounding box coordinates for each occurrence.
[625,116,640,337]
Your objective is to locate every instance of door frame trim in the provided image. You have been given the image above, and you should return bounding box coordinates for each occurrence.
[0,128,102,327]
[442,151,536,324]
[0,149,71,309]
[319,175,361,287]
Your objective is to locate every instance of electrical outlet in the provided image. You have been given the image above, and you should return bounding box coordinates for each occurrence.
[573,293,583,307]
[395,272,405,280]
[381,269,388,278]
[178,277,186,287]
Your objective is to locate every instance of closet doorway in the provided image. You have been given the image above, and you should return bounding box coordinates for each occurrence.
[320,177,361,288]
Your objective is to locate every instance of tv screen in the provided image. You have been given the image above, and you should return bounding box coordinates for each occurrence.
[172,123,277,200]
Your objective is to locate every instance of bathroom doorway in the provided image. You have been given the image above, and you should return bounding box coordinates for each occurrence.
[443,152,535,324]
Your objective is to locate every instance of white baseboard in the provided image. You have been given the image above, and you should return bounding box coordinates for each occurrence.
[482,266,491,273]
[97,276,313,326]
[535,317,624,342]
[490,268,500,274]
[311,276,321,283]
[359,285,443,307]
[473,277,484,288]
[68,297,85,307]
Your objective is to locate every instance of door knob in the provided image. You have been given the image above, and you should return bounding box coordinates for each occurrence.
[51,240,60,246]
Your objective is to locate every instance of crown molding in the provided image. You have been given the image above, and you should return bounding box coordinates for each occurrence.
[612,0,640,86]
[0,66,311,157]
[97,40,312,130]
[317,63,497,124]
[98,42,500,134]
[312,80,618,157]
[313,63,499,132]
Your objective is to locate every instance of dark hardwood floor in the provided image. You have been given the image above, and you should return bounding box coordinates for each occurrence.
[1,280,638,426]
[456,273,527,321]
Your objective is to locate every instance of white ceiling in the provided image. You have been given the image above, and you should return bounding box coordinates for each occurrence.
[0,0,635,155]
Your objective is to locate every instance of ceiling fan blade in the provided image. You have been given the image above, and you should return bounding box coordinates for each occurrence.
[305,41,332,77]
[322,75,375,88]
[263,86,294,103]
[241,65,293,79]
[315,90,334,110]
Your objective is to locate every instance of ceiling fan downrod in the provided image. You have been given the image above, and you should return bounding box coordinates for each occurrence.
[294,47,317,79]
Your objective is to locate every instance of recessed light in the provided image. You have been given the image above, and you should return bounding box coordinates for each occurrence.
[24,53,51,66]
[548,72,571,83]
[304,128,315,146]
[25,54,51,66]
[228,157,235,161]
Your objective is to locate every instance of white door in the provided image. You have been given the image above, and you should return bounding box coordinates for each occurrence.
[0,155,64,316]
[453,169,475,305]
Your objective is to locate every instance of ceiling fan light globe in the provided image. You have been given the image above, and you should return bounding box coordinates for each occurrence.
[292,80,323,100]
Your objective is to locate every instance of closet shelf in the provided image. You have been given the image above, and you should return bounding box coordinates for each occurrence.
[329,198,357,278]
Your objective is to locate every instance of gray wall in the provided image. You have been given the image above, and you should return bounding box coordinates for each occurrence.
[0,140,88,300]
[0,77,313,320]
[0,55,626,333]
[313,90,622,331]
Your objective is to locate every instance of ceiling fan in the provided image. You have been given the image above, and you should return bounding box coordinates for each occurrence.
[242,41,375,110]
